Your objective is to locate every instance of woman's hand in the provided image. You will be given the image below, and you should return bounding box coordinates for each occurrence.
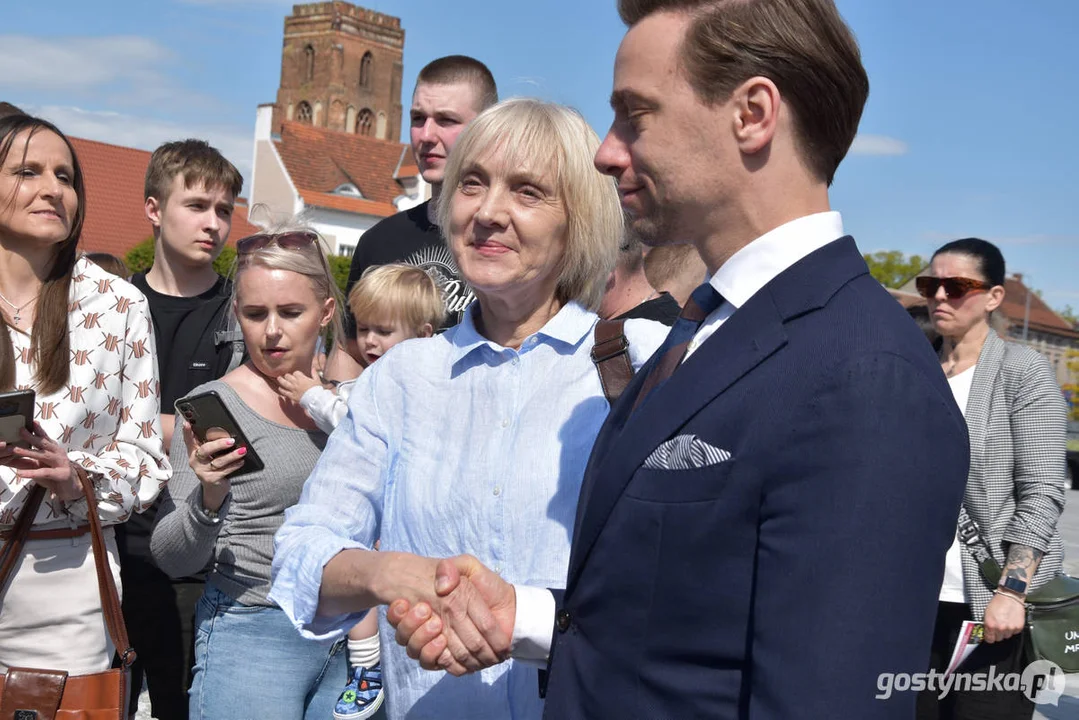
[276,370,321,404]
[182,421,246,511]
[982,591,1026,643]
[9,422,84,501]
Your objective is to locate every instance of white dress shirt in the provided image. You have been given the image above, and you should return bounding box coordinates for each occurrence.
[511,211,847,662]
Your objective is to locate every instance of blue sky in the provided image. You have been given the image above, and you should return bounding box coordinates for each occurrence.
[2,0,1076,311]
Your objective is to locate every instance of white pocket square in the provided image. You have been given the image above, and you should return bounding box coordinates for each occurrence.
[643,434,732,470]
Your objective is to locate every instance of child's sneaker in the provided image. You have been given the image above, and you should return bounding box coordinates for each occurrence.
[333,663,384,720]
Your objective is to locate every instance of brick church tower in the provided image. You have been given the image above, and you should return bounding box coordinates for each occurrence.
[272,2,404,140]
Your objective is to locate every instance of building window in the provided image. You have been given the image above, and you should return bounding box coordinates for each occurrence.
[297,101,312,123]
[357,108,374,136]
[304,45,315,83]
[360,52,373,89]
[338,243,356,258]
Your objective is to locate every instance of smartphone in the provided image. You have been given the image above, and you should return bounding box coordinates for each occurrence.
[174,390,264,476]
[0,388,35,449]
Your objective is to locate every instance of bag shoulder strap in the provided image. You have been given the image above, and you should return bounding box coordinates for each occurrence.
[592,319,633,405]
[0,484,48,594]
[957,505,1004,587]
[74,466,136,667]
[0,471,135,668]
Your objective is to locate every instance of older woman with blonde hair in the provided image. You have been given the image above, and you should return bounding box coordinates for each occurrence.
[270,98,668,719]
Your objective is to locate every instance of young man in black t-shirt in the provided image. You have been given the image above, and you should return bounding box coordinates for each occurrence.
[118,139,244,720]
[327,55,498,380]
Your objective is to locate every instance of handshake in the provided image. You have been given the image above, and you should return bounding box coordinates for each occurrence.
[386,554,518,676]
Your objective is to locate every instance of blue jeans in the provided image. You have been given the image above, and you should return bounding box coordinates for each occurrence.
[190,583,346,720]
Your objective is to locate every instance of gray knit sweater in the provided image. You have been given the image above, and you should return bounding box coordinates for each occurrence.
[150,380,327,606]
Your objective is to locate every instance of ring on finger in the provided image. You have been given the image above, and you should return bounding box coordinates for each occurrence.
[195,448,207,463]
[209,457,219,470]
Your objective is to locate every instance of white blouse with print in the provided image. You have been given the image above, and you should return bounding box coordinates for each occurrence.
[0,257,171,528]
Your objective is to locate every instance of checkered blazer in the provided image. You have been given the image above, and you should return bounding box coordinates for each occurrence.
[959,329,1068,619]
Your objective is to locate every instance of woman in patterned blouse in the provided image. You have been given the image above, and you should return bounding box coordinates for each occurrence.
[0,114,170,675]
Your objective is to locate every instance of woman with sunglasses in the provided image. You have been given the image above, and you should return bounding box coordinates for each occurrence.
[914,238,1067,720]
[151,228,347,719]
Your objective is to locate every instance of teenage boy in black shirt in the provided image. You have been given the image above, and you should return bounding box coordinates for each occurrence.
[327,55,498,380]
[118,139,244,720]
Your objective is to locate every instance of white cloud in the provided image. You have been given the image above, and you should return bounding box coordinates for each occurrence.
[850,134,909,156]
[28,105,253,193]
[0,35,216,111]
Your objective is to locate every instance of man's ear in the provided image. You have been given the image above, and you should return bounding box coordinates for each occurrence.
[145,196,163,228]
[732,76,781,156]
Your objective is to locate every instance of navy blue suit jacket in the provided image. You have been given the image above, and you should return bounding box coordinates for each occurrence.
[541,237,970,719]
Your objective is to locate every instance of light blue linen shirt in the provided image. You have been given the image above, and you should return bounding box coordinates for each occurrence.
[270,301,666,720]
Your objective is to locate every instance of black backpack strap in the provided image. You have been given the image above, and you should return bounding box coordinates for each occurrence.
[592,319,633,405]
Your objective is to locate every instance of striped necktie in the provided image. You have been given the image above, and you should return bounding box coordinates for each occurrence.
[632,282,723,412]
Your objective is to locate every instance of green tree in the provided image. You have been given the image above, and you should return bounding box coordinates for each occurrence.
[125,240,238,279]
[126,239,351,295]
[124,238,156,275]
[328,254,351,296]
[1058,305,1078,328]
[863,250,926,289]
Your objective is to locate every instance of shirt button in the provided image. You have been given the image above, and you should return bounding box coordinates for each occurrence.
[501,418,509,428]
[512,356,520,365]
[556,609,571,633]
[493,486,501,496]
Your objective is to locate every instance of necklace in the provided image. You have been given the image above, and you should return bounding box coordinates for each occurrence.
[0,289,37,326]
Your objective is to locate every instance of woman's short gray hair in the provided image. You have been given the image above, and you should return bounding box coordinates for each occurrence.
[436,98,623,311]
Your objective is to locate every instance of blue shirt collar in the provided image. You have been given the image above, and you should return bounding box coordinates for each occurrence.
[446,301,596,364]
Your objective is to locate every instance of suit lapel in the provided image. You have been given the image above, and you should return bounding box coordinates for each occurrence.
[566,236,871,589]
[567,291,788,586]
[962,330,1004,500]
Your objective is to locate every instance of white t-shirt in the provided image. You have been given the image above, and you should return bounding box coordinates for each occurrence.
[939,365,976,603]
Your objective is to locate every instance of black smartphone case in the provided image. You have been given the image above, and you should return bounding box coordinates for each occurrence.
[0,389,35,448]
[174,390,265,476]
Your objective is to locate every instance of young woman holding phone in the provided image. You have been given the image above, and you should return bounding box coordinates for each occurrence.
[151,227,347,719]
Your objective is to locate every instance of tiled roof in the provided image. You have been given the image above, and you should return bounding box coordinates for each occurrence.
[275,121,410,205]
[298,190,396,218]
[999,277,1076,333]
[69,137,155,257]
[67,136,259,258]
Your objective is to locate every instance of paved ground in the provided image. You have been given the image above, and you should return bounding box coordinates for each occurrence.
[133,486,1079,719]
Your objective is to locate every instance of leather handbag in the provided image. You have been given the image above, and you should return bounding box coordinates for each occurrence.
[0,469,134,719]
[957,507,1079,673]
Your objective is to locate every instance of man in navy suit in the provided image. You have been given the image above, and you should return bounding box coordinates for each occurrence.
[389,1,970,717]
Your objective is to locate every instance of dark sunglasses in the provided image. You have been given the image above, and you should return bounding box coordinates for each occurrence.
[236,231,319,255]
[915,276,991,300]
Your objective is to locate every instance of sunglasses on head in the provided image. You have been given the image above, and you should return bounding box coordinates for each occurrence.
[915,276,991,300]
[236,231,319,255]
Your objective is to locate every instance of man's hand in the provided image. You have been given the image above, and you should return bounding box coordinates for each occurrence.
[387,555,516,676]
[276,370,322,404]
